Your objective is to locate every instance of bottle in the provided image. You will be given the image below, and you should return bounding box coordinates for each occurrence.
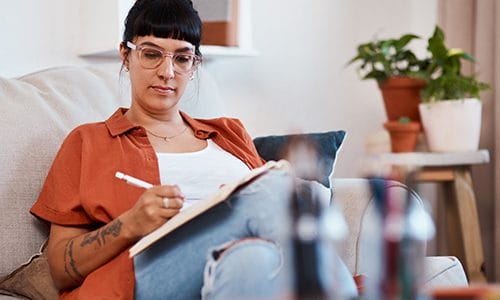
[291,181,328,300]
[361,176,435,300]
[320,199,350,299]
[359,177,387,300]
[285,135,350,299]
[399,185,436,299]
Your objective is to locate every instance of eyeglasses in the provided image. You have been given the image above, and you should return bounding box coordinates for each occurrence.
[126,41,201,74]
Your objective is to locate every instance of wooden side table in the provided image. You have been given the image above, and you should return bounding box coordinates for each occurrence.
[364,150,490,283]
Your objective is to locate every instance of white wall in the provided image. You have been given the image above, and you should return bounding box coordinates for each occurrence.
[0,1,86,77]
[205,0,437,177]
[0,0,437,178]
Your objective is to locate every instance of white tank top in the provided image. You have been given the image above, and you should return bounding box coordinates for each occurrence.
[156,139,251,211]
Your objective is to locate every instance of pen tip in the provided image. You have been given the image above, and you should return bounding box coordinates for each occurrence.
[115,171,124,179]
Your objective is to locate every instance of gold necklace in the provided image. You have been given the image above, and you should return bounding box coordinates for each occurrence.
[145,126,189,142]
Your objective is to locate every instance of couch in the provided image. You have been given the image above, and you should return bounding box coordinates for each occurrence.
[0,65,468,299]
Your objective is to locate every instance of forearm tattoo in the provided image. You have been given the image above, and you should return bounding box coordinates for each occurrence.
[80,219,123,248]
[64,239,83,281]
[63,219,123,281]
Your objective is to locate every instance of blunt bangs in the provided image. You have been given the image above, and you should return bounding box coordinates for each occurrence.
[124,0,202,55]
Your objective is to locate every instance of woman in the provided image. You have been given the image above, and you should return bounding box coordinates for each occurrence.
[30,0,357,299]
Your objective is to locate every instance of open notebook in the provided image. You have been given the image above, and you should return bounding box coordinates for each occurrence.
[129,160,290,257]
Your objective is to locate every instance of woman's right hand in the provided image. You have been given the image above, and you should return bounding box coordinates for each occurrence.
[121,185,185,241]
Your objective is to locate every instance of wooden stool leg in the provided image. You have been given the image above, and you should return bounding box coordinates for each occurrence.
[443,182,463,258]
[451,168,487,283]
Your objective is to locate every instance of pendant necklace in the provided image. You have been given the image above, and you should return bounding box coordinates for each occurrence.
[145,126,189,142]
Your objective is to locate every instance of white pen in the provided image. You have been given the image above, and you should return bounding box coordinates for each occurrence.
[115,171,153,189]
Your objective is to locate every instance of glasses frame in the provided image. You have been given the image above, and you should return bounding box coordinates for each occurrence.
[126,41,202,74]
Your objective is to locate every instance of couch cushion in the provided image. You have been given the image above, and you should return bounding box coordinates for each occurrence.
[422,256,468,290]
[330,178,372,274]
[0,66,131,277]
[253,131,346,188]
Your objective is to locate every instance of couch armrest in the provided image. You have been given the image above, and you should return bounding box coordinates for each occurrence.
[330,178,373,274]
[422,256,468,291]
[331,178,426,275]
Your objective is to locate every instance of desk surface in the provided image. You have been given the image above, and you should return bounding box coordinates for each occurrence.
[365,149,490,167]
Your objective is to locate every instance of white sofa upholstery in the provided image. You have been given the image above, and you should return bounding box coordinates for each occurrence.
[0,66,467,299]
[332,178,468,292]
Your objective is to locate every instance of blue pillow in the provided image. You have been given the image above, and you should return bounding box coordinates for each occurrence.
[253,131,346,188]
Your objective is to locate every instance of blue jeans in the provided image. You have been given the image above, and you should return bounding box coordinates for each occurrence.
[134,170,357,299]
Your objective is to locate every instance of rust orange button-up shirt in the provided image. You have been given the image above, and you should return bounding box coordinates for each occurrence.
[30,108,265,299]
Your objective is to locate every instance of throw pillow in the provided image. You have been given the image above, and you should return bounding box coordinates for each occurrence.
[0,247,58,300]
[253,131,346,188]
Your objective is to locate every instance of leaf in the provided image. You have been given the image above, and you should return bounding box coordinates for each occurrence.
[346,54,362,66]
[398,116,411,124]
[461,51,476,62]
[427,26,447,60]
[395,34,420,51]
[448,48,476,62]
[433,26,445,42]
[363,70,387,82]
[380,40,395,57]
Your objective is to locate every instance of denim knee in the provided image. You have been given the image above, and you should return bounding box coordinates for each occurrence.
[201,238,286,300]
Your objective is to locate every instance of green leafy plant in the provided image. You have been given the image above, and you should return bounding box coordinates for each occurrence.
[421,26,490,103]
[398,116,411,124]
[347,34,429,83]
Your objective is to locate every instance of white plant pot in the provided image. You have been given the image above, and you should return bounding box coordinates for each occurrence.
[418,98,482,152]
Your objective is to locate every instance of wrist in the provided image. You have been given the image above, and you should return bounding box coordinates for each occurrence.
[118,212,141,242]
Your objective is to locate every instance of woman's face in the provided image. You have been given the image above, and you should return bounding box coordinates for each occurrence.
[120,35,197,116]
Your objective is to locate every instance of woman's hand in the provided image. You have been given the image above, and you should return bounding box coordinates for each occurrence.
[120,185,185,241]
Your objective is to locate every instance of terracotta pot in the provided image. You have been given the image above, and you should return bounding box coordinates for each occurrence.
[378,77,426,124]
[383,120,421,153]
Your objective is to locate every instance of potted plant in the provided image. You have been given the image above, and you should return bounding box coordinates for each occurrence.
[418,26,490,152]
[348,33,429,122]
[384,116,421,152]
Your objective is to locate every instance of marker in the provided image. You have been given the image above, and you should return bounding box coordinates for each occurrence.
[115,171,153,189]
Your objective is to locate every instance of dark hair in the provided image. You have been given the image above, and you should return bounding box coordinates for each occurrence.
[123,0,203,56]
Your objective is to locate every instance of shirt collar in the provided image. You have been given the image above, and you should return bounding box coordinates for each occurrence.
[105,108,218,139]
[105,108,135,136]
